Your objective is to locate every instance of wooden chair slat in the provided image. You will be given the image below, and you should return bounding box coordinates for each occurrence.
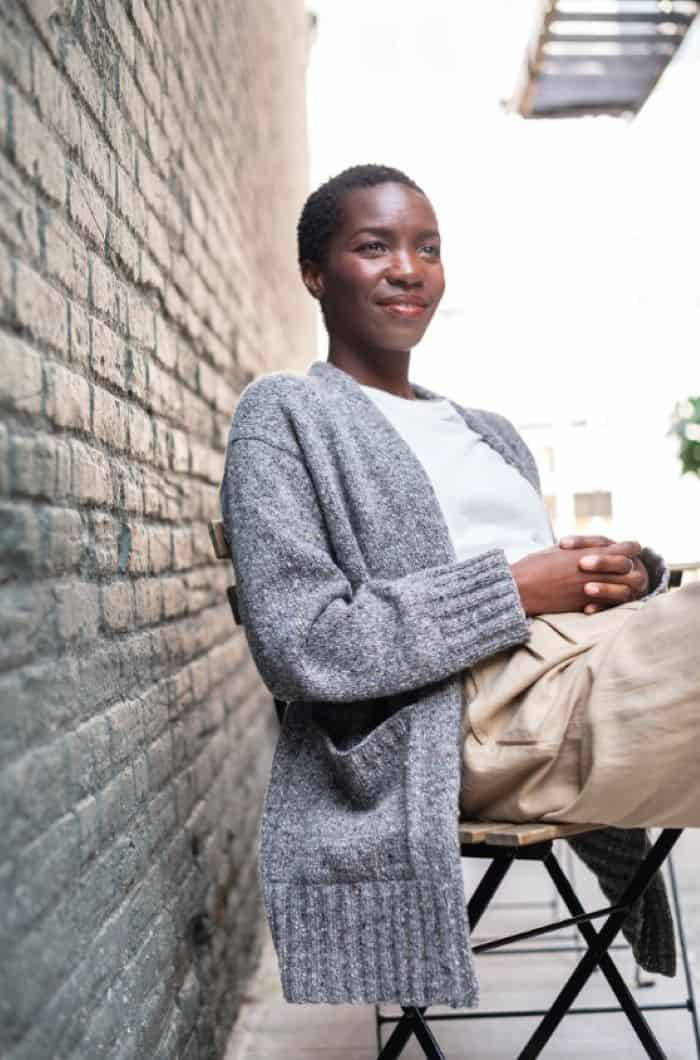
[458,819,601,847]
[209,519,231,559]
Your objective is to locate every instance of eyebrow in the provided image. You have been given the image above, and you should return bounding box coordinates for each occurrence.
[348,226,441,241]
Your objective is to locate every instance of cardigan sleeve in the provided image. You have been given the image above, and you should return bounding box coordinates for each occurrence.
[220,437,531,704]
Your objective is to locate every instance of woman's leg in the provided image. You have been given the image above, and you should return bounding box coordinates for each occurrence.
[460,583,700,828]
[553,581,700,828]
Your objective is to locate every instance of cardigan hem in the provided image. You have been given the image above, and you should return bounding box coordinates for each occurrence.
[265,872,480,1009]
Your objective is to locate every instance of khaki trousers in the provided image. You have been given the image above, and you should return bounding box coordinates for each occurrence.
[460,582,700,829]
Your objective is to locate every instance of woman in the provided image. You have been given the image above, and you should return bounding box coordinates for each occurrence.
[220,164,697,1007]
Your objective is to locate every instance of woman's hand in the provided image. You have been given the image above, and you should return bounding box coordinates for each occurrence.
[511,539,648,617]
[558,535,649,614]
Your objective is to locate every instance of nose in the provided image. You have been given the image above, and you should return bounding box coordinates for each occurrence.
[385,247,423,287]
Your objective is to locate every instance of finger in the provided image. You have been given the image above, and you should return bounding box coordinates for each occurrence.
[579,554,635,574]
[559,535,613,549]
[583,602,605,614]
[584,582,634,604]
[600,539,642,558]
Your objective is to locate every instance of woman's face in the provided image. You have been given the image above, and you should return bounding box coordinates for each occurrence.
[303,182,445,357]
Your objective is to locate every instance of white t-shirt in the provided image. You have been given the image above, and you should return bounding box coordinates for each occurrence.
[359,384,554,564]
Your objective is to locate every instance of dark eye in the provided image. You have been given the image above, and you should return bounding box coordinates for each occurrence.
[420,243,440,258]
[357,240,386,253]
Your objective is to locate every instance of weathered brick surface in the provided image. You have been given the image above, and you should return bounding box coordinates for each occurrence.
[0,2,314,1057]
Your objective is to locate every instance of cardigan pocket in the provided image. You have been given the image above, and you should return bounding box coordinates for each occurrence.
[311,703,416,808]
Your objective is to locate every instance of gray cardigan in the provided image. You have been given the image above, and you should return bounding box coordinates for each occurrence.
[219,358,674,1008]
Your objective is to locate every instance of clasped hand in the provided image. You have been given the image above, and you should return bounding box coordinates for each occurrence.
[511,534,650,617]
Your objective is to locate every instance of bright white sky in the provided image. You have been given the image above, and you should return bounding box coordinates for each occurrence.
[305,0,699,559]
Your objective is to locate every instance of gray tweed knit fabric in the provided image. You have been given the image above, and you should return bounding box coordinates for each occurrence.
[219,357,674,1007]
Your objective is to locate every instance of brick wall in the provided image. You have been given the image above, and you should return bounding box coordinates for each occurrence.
[0,2,314,1057]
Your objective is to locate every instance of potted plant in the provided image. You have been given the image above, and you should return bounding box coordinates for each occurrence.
[669,397,700,476]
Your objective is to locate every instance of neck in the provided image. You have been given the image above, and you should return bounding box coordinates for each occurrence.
[326,342,415,400]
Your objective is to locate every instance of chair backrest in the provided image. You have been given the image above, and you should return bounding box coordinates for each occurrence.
[208,520,241,625]
[208,519,286,724]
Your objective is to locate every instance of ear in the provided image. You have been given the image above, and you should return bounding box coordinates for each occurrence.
[300,260,325,301]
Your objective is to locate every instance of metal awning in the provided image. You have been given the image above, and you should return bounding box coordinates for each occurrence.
[511,0,699,118]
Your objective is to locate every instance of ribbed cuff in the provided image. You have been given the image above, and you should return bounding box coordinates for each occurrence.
[639,545,670,601]
[423,548,530,669]
[265,872,478,1008]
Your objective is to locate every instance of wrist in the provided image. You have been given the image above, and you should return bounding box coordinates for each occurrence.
[510,560,534,616]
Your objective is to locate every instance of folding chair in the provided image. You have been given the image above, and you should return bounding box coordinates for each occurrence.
[209,520,699,1060]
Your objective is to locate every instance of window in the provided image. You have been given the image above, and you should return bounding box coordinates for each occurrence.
[574,492,612,520]
[542,446,555,473]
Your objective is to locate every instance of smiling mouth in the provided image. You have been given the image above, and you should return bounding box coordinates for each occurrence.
[378,302,428,319]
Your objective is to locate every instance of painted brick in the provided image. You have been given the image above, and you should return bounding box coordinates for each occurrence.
[11,434,58,501]
[44,216,90,302]
[170,428,190,473]
[70,439,113,507]
[148,525,172,574]
[44,362,91,431]
[33,46,81,152]
[135,45,162,125]
[11,89,66,204]
[116,167,147,240]
[126,521,149,575]
[15,263,68,356]
[119,63,146,142]
[68,165,108,245]
[105,3,135,66]
[148,361,183,422]
[128,292,155,350]
[104,90,135,177]
[92,511,120,575]
[102,579,135,631]
[0,501,41,579]
[64,42,103,124]
[146,207,170,270]
[43,506,86,575]
[172,528,193,572]
[0,154,41,260]
[92,384,128,451]
[154,316,177,371]
[0,422,9,496]
[153,417,169,470]
[106,211,139,279]
[0,334,43,414]
[55,579,100,643]
[80,116,114,202]
[68,302,91,370]
[162,576,188,618]
[134,576,162,625]
[0,582,54,679]
[91,317,127,389]
[89,253,119,320]
[127,403,154,462]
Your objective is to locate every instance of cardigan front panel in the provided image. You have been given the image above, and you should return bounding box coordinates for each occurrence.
[220,358,674,1005]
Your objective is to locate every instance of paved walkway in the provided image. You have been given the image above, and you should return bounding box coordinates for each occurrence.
[226,830,700,1059]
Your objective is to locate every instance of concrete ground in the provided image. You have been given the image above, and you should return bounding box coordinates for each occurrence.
[225,830,700,1060]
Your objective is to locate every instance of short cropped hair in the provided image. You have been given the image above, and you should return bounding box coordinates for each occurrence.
[297,164,425,267]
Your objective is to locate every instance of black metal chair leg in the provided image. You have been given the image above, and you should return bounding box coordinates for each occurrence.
[376,1008,422,1060]
[411,1009,448,1059]
[544,850,667,1059]
[467,854,515,929]
[667,849,700,1059]
[516,829,682,1060]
